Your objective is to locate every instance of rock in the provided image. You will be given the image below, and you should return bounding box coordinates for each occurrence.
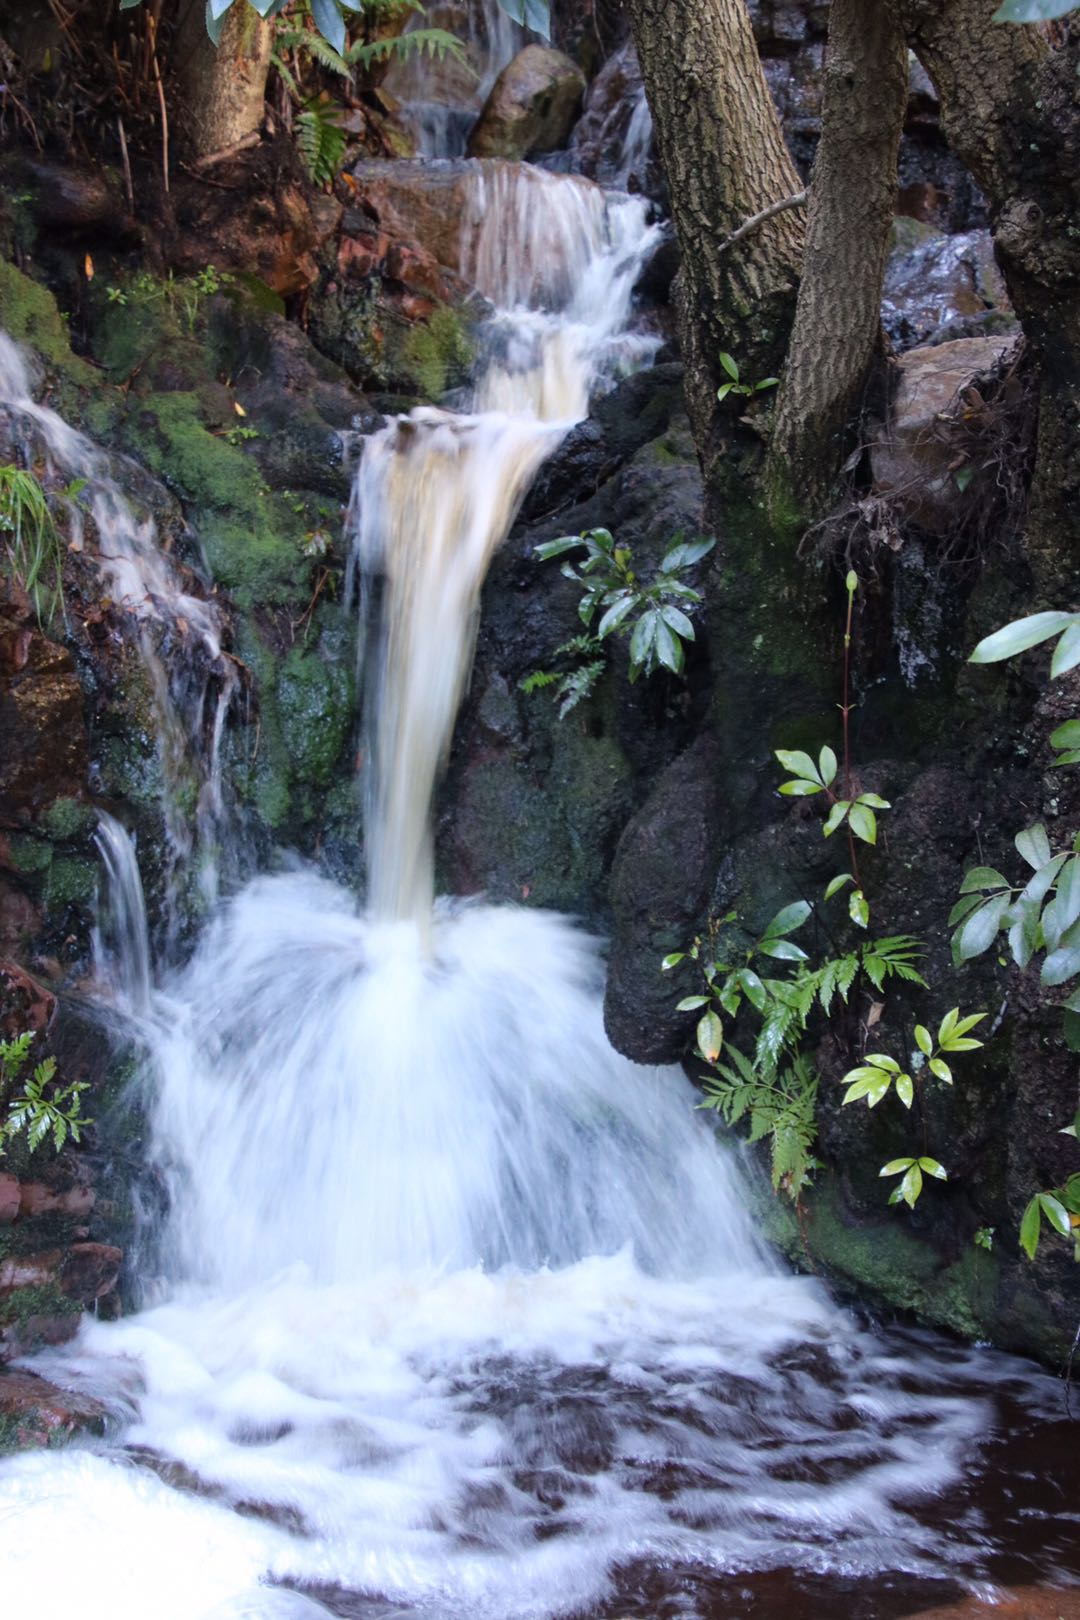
[569,41,657,196]
[170,171,319,297]
[883,225,1013,351]
[59,1242,122,1305]
[0,961,55,1039]
[10,160,136,239]
[17,1179,95,1220]
[0,1176,18,1224]
[902,1590,1080,1620]
[604,734,723,1064]
[871,335,1019,534]
[0,616,89,822]
[467,46,586,160]
[347,160,474,271]
[0,1369,108,1450]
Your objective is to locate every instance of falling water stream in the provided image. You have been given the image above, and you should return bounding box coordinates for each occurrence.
[1,38,1078,1620]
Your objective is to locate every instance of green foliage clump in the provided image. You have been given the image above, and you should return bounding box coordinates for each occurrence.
[1,1034,91,1159]
[0,463,86,624]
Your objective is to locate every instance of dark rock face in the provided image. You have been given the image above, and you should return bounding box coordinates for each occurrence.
[604,734,723,1063]
[0,611,88,822]
[468,46,587,160]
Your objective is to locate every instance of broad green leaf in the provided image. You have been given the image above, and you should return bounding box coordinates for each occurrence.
[823,800,849,836]
[1063,1009,1080,1055]
[496,0,551,38]
[629,610,658,671]
[856,793,891,810]
[716,383,734,402]
[653,616,684,674]
[1053,749,1080,766]
[663,537,715,571]
[897,1074,914,1108]
[825,873,855,900]
[898,1163,924,1207]
[915,1025,933,1056]
[597,596,637,638]
[848,803,877,845]
[658,603,695,641]
[758,938,808,961]
[849,889,869,929]
[843,1071,892,1106]
[206,0,230,37]
[812,746,837,787]
[1016,822,1053,870]
[1007,897,1041,969]
[994,0,1078,22]
[1038,1193,1071,1237]
[1019,1195,1042,1258]
[736,968,768,1011]
[1050,720,1080,750]
[764,900,812,938]
[753,377,779,392]
[779,779,824,797]
[661,952,684,970]
[919,1158,948,1179]
[311,0,346,52]
[880,1158,916,1176]
[865,1053,900,1072]
[774,750,822,785]
[535,536,583,561]
[1052,622,1080,677]
[949,893,983,926]
[960,866,1010,893]
[1041,941,1080,987]
[719,351,740,381]
[929,1057,953,1083]
[1056,857,1080,931]
[969,611,1076,664]
[957,893,1010,960]
[1019,849,1067,904]
[587,527,615,552]
[676,995,709,1011]
[697,1009,723,1063]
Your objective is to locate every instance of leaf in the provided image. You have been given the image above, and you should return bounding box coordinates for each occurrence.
[628,610,658,672]
[956,893,1010,960]
[864,1053,900,1072]
[764,900,812,938]
[661,952,685,971]
[823,800,849,836]
[848,803,877,845]
[661,537,715,571]
[818,747,838,787]
[736,968,768,1011]
[856,793,891,810]
[1041,942,1080,987]
[949,893,984,928]
[1050,720,1080,750]
[994,0,1079,21]
[898,1163,924,1207]
[311,0,347,52]
[1019,1195,1041,1259]
[849,889,869,929]
[1020,850,1067,904]
[929,1057,953,1083]
[959,866,1011,894]
[919,1158,947,1180]
[753,377,780,392]
[758,938,808,961]
[676,995,709,1011]
[843,1070,892,1107]
[779,779,825,797]
[653,616,684,675]
[897,1074,914,1108]
[1056,857,1080,931]
[658,603,695,642]
[697,1009,724,1063]
[1038,1193,1072,1238]
[496,0,551,38]
[969,611,1077,664]
[1016,823,1053,869]
[880,1158,916,1176]
[825,873,855,900]
[597,596,637,638]
[719,352,740,382]
[535,536,585,561]
[716,383,734,402]
[1051,622,1080,677]
[774,750,822,785]
[914,1025,933,1056]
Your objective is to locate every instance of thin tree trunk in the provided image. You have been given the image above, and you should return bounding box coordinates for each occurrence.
[766,0,908,520]
[898,1,1080,598]
[174,0,272,162]
[624,0,805,485]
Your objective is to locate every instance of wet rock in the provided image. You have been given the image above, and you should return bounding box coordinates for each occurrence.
[882,224,1013,351]
[468,46,586,160]
[6,159,136,239]
[170,171,319,297]
[604,734,723,1064]
[0,613,89,823]
[17,1179,95,1220]
[347,160,473,271]
[871,335,1019,533]
[0,1369,108,1451]
[569,41,658,197]
[0,961,55,1039]
[0,1176,18,1224]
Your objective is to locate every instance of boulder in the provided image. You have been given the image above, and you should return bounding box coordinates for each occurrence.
[871,335,1019,534]
[883,224,1013,351]
[467,46,586,161]
[347,161,474,272]
[0,1369,108,1450]
[0,615,88,823]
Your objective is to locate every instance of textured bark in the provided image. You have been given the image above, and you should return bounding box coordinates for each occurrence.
[624,0,805,481]
[173,1,272,161]
[766,0,908,518]
[898,2,1080,596]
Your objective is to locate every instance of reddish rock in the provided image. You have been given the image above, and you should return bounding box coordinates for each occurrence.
[59,1243,122,1306]
[18,1179,95,1220]
[0,961,56,1040]
[0,618,89,822]
[348,162,473,272]
[904,1589,1080,1620]
[0,1175,19,1224]
[0,1369,108,1449]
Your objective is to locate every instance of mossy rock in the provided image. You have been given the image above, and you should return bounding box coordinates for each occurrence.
[277,643,354,790]
[0,259,96,387]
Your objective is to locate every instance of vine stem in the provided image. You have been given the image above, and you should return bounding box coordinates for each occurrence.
[842,572,861,888]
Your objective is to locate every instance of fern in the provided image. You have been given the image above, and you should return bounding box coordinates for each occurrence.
[275,27,351,75]
[701,1047,818,1200]
[296,99,348,184]
[346,26,468,71]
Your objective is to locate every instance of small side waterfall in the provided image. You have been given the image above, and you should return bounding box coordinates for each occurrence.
[92,811,152,1018]
[0,334,239,925]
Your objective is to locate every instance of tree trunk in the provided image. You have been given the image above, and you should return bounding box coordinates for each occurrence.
[173,0,272,161]
[899,2,1080,598]
[624,0,805,486]
[766,0,908,520]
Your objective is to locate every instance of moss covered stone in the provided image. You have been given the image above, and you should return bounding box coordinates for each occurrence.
[401,306,474,401]
[43,856,97,910]
[0,261,96,387]
[6,835,52,876]
[277,644,354,790]
[41,796,96,841]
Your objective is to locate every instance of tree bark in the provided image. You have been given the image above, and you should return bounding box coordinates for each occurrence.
[624,0,805,485]
[766,0,908,520]
[173,0,272,161]
[898,2,1080,597]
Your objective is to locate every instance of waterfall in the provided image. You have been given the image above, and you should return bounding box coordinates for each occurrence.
[0,129,1059,1620]
[92,811,153,1018]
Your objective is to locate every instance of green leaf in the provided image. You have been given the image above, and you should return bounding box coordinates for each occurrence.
[758,938,808,961]
[1056,857,1080,931]
[969,611,1077,664]
[1016,823,1053,870]
[959,866,1011,893]
[779,779,825,797]
[628,611,658,672]
[719,352,740,382]
[661,952,684,971]
[658,603,695,642]
[855,793,891,810]
[818,746,838,788]
[880,1158,916,1176]
[1038,1192,1072,1237]
[825,873,855,900]
[774,750,822,785]
[897,1074,914,1108]
[1041,941,1080,987]
[843,1070,893,1107]
[957,893,1010,960]
[753,377,780,392]
[676,995,709,1011]
[535,536,585,562]
[898,1163,924,1207]
[994,0,1078,21]
[915,1025,933,1056]
[848,803,877,845]
[1020,850,1067,903]
[919,1158,947,1180]
[697,1009,724,1063]
[1051,622,1080,677]
[653,615,684,674]
[716,383,734,402]
[823,800,849,836]
[1019,1195,1042,1259]
[929,1057,953,1083]
[764,900,812,938]
[865,1053,900,1072]
[661,537,715,571]
[1063,1009,1080,1055]
[849,889,869,929]
[311,0,346,53]
[597,596,637,638]
[1050,720,1080,750]
[736,968,768,1011]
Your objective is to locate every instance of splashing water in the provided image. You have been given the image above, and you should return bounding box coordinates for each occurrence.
[1,140,1073,1620]
[0,333,239,923]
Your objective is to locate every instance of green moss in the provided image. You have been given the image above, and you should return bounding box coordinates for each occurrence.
[277,645,354,789]
[0,260,96,386]
[42,796,95,841]
[0,1282,80,1330]
[6,835,52,875]
[43,856,97,909]
[401,306,474,401]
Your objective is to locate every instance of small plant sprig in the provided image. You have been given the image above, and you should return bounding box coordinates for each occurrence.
[838,1007,986,1208]
[0,1033,92,1158]
[716,351,779,404]
[774,572,889,927]
[529,528,714,691]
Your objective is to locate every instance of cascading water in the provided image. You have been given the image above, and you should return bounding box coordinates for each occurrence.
[0,138,1074,1620]
[0,334,239,928]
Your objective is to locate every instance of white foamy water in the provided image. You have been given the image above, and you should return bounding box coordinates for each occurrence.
[0,111,1059,1620]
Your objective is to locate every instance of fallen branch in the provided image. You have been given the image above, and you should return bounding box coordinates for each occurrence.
[717,189,809,256]
[192,132,262,171]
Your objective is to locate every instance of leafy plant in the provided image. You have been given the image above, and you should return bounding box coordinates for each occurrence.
[993,0,1077,20]
[103,266,232,335]
[296,96,349,182]
[700,1045,819,1200]
[715,351,779,404]
[531,528,714,686]
[120,0,549,52]
[520,633,607,718]
[0,464,72,623]
[1020,1177,1080,1260]
[0,1034,91,1158]
[838,1007,986,1208]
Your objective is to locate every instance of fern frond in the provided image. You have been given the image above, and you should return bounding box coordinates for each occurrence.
[296,100,348,185]
[275,27,351,75]
[347,26,469,71]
